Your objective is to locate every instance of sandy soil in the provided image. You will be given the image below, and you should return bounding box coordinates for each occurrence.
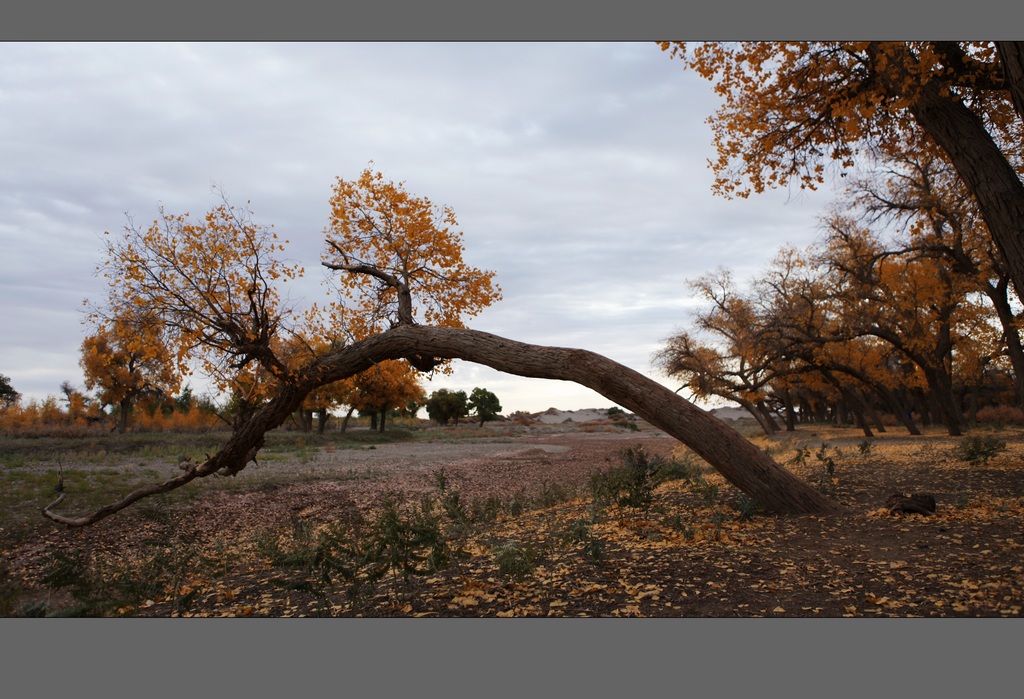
[251,428,678,508]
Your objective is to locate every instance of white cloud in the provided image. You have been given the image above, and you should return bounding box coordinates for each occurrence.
[0,42,836,413]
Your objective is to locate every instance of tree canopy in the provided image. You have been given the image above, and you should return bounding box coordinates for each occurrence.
[0,373,19,408]
[79,310,178,433]
[468,387,502,426]
[426,388,469,426]
[660,41,1024,304]
[658,151,1024,439]
[322,166,502,339]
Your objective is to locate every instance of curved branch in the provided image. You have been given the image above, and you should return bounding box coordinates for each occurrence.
[312,326,845,515]
[323,240,415,326]
[48,324,844,528]
[43,466,201,528]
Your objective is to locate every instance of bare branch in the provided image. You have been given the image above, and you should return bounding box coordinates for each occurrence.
[43,466,201,528]
[323,239,416,326]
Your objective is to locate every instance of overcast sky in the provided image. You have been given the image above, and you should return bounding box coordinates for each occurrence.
[0,42,837,415]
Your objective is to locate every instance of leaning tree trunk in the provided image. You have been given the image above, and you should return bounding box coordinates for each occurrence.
[340,406,355,433]
[897,54,1024,309]
[314,326,841,515]
[984,277,1024,409]
[44,324,843,527]
[996,42,1024,126]
[735,397,778,436]
[872,382,920,436]
[756,400,783,432]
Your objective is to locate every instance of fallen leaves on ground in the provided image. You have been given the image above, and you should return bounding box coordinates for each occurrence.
[4,425,1023,617]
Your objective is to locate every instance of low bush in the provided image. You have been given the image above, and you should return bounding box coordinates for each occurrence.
[975,405,1024,427]
[588,445,685,511]
[493,541,538,580]
[954,435,1008,464]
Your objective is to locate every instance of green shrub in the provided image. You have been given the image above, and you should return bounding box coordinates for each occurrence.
[471,495,504,523]
[368,495,451,583]
[431,468,473,534]
[38,526,200,617]
[580,537,606,564]
[732,493,763,521]
[815,443,838,496]
[256,517,381,602]
[557,519,606,563]
[789,447,810,468]
[493,541,538,580]
[692,477,720,505]
[561,518,593,544]
[954,435,1007,464]
[589,445,673,511]
[536,480,573,508]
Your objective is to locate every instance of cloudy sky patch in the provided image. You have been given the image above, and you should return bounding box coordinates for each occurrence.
[1,42,836,413]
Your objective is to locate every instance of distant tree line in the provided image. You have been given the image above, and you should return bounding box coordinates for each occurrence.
[658,152,1024,438]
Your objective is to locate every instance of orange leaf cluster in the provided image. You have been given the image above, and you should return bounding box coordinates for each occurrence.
[89,196,305,397]
[660,42,1017,198]
[323,166,502,338]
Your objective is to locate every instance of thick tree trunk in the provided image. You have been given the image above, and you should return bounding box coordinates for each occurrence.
[996,42,1024,125]
[914,391,932,427]
[901,67,1024,308]
[318,326,841,515]
[856,389,886,434]
[781,390,797,432]
[117,398,131,434]
[835,399,849,427]
[877,384,921,435]
[922,367,964,436]
[985,277,1024,408]
[839,386,874,438]
[45,324,843,527]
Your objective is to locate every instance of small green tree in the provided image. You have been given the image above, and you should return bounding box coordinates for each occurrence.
[425,389,469,426]
[468,387,502,426]
[0,374,20,408]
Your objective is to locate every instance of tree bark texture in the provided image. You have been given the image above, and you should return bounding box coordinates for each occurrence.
[996,42,1024,125]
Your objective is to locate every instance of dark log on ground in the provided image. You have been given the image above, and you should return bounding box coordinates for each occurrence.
[886,492,937,516]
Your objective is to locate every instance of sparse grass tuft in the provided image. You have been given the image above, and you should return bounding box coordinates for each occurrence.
[493,541,538,580]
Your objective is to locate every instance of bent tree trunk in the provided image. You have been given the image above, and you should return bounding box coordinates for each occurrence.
[44,324,842,527]
[735,397,778,436]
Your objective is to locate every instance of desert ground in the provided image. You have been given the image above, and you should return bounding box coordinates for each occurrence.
[2,410,1022,617]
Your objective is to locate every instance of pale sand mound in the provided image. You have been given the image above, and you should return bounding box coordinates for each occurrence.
[530,408,620,424]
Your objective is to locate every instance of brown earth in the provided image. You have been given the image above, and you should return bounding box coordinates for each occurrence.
[4,421,1023,617]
